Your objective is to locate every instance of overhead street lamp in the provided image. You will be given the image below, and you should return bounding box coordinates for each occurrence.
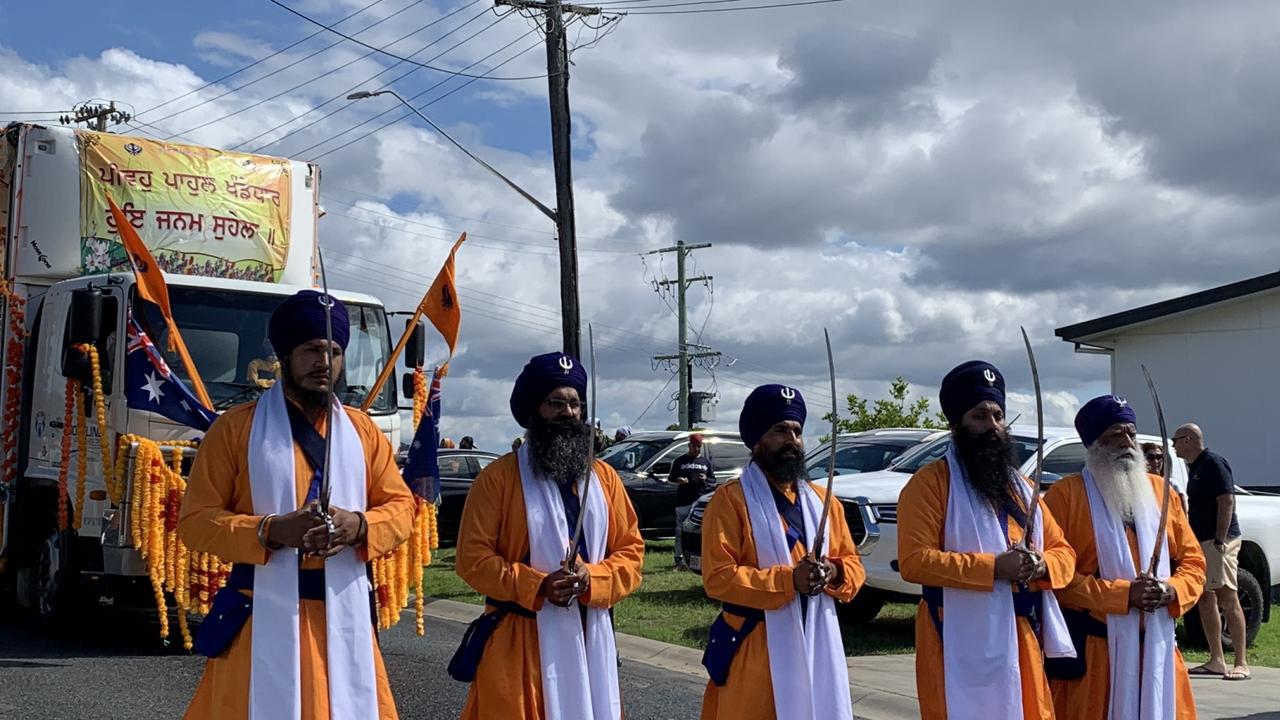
[347,89,581,356]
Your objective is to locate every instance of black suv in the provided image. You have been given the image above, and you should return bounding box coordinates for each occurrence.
[396,447,500,545]
[598,430,750,534]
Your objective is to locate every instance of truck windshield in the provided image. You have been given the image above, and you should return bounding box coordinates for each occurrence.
[135,287,395,414]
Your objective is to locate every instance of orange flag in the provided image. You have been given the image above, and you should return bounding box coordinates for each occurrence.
[419,233,466,374]
[106,193,214,411]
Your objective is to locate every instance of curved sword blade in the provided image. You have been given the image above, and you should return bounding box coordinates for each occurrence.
[317,244,336,520]
[812,328,838,561]
[565,324,597,569]
[1019,326,1044,550]
[1142,364,1175,579]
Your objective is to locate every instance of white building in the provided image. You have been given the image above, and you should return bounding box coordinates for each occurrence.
[1056,270,1280,492]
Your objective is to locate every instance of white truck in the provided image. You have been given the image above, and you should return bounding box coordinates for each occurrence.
[827,426,1280,649]
[0,123,411,627]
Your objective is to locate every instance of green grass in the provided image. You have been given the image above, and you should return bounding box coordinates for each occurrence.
[423,541,1276,665]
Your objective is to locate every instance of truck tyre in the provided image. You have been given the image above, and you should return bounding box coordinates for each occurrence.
[33,529,82,633]
[1181,567,1263,650]
[837,588,886,626]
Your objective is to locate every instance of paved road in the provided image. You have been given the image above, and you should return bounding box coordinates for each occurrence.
[0,607,706,719]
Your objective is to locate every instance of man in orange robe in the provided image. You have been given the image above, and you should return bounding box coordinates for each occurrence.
[178,290,415,720]
[898,360,1077,720]
[453,351,644,720]
[1044,395,1205,719]
[699,384,865,720]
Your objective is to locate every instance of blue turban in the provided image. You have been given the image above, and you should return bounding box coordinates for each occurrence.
[269,290,349,357]
[1075,395,1138,447]
[939,360,1005,426]
[739,384,806,449]
[509,351,588,428]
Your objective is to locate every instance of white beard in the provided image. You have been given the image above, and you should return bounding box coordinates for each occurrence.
[1085,444,1156,525]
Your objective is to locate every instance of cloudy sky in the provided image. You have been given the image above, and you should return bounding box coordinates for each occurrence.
[2,0,1275,451]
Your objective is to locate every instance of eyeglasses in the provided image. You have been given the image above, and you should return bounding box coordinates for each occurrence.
[544,398,583,413]
[1171,436,1189,444]
[1144,453,1164,461]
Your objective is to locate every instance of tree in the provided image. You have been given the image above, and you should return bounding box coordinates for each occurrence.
[820,377,946,442]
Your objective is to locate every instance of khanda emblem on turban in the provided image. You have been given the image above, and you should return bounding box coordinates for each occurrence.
[780,387,796,403]
[558,356,574,374]
[983,369,997,386]
[1114,395,1128,406]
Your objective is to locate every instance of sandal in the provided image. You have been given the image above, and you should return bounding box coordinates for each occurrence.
[1223,668,1251,681]
[1187,664,1224,676]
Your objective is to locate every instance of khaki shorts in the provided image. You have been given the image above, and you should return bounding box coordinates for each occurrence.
[1201,537,1241,591]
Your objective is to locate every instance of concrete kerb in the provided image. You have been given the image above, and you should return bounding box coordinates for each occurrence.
[421,598,923,720]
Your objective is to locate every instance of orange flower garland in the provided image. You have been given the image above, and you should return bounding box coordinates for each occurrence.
[74,343,116,503]
[57,379,76,530]
[412,366,426,431]
[73,387,87,531]
[0,287,26,565]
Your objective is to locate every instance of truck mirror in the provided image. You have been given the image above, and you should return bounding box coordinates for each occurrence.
[405,319,426,367]
[61,346,93,382]
[403,372,416,402]
[67,287,103,345]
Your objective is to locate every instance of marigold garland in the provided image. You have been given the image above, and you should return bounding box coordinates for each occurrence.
[73,387,87,531]
[74,343,116,503]
[412,366,426,430]
[57,379,76,530]
[0,287,27,563]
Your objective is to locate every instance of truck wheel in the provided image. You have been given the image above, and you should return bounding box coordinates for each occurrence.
[1180,567,1263,650]
[837,588,886,626]
[33,529,81,632]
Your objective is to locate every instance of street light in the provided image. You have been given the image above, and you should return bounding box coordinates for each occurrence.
[346,89,556,222]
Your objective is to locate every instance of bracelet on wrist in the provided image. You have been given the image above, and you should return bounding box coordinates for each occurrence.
[257,513,283,551]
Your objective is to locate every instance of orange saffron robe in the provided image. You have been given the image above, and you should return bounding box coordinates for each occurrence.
[897,459,1077,720]
[454,454,645,720]
[177,401,416,720]
[699,479,867,720]
[1043,473,1205,720]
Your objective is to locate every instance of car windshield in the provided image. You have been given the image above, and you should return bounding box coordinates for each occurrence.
[136,287,395,413]
[600,439,667,472]
[807,441,913,478]
[888,434,1039,473]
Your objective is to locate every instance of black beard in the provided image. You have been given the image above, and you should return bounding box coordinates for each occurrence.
[528,415,592,485]
[754,445,806,486]
[953,426,1017,511]
[281,359,330,410]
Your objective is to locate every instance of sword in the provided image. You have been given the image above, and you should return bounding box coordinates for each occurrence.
[315,245,337,544]
[809,328,839,563]
[564,324,597,571]
[1018,327,1044,553]
[1142,364,1175,579]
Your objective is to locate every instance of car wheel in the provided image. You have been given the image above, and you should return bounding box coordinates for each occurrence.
[1181,567,1263,650]
[33,529,83,633]
[836,588,886,626]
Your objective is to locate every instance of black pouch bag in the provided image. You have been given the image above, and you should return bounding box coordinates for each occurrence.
[448,609,511,683]
[1043,608,1100,681]
[701,612,762,686]
[193,587,253,658]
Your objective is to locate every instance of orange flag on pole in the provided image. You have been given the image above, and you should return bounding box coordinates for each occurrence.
[106,192,214,411]
[419,233,466,375]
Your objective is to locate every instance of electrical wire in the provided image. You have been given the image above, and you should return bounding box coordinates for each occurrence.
[621,0,847,13]
[233,2,499,152]
[151,0,427,129]
[268,0,552,80]
[134,0,388,118]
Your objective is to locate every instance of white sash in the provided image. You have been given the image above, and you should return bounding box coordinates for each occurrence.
[941,447,1074,720]
[247,385,378,720]
[1082,470,1176,720]
[739,462,854,720]
[517,443,622,720]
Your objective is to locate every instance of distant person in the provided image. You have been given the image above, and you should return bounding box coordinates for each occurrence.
[669,434,715,565]
[614,425,632,443]
[440,437,456,449]
[511,436,524,453]
[459,436,475,450]
[1141,441,1165,476]
[1174,423,1249,680]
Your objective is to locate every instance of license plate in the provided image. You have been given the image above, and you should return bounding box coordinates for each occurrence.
[688,555,701,572]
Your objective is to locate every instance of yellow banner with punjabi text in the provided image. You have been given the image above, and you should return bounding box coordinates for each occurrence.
[78,130,291,282]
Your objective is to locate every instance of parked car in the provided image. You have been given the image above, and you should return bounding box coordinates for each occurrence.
[678,429,934,573]
[394,448,499,545]
[599,430,751,534]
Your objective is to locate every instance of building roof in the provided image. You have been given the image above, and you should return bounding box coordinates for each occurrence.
[1056,269,1280,344]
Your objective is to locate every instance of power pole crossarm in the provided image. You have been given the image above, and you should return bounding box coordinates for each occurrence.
[648,240,715,430]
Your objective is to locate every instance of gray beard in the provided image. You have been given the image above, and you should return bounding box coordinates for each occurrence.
[1085,443,1156,525]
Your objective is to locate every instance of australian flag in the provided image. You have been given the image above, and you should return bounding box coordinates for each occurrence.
[125,313,218,431]
[401,368,443,502]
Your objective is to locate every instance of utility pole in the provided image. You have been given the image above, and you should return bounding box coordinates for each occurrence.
[647,240,718,429]
[495,0,602,359]
[60,101,131,132]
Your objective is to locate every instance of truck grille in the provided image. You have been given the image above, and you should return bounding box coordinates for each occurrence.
[874,504,898,523]
[844,504,867,545]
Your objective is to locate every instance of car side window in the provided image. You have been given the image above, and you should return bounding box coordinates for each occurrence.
[475,455,494,471]
[438,456,468,477]
[650,442,690,478]
[1040,442,1086,478]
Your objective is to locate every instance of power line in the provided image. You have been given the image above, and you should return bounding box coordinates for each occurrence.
[268,0,552,80]
[0,110,72,115]
[134,0,389,118]
[243,4,509,153]
[150,0,426,129]
[305,34,543,160]
[621,0,846,12]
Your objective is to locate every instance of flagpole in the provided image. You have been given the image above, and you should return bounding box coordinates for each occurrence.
[165,318,214,410]
[361,303,425,412]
